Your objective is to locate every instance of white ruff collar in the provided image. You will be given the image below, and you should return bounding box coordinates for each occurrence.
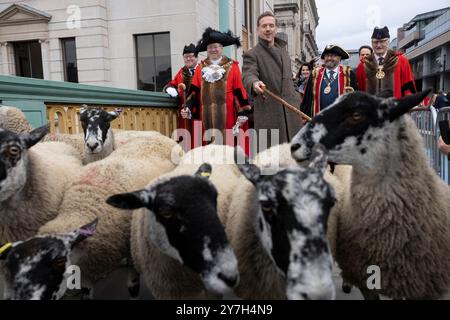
[202,64,226,83]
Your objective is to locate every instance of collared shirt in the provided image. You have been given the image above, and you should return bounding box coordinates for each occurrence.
[325,65,340,80]
[210,57,223,65]
[375,52,388,65]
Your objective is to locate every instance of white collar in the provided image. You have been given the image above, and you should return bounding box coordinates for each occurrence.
[374,52,387,60]
[325,66,340,77]
[210,57,223,65]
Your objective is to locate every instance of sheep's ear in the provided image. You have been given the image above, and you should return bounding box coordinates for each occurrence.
[388,89,432,121]
[71,218,98,247]
[308,143,328,175]
[234,147,260,185]
[80,104,88,115]
[0,242,13,260]
[23,124,50,148]
[238,163,261,186]
[106,110,121,122]
[196,163,212,179]
[233,146,248,166]
[106,190,152,210]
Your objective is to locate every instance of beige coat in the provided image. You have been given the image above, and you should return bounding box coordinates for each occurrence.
[242,37,302,150]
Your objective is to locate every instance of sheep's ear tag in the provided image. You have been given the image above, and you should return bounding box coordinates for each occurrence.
[196,163,212,179]
[0,242,13,259]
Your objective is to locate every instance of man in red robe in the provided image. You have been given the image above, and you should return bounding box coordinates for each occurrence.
[163,43,198,144]
[186,28,251,155]
[356,26,416,98]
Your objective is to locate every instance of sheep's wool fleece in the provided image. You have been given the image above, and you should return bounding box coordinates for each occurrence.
[38,136,182,286]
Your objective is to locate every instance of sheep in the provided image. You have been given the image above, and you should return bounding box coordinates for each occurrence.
[0,105,33,133]
[106,162,240,299]
[223,144,337,300]
[177,144,337,299]
[0,219,98,300]
[290,90,450,300]
[0,134,184,300]
[44,106,162,164]
[253,143,352,259]
[0,125,82,244]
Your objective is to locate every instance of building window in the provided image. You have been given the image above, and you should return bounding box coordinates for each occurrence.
[13,41,43,79]
[135,33,172,92]
[61,38,78,83]
[241,0,254,51]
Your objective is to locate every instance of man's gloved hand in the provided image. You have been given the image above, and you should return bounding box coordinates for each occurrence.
[166,87,178,98]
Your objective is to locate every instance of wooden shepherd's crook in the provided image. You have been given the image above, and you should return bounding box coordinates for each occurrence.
[178,83,188,126]
[262,87,312,122]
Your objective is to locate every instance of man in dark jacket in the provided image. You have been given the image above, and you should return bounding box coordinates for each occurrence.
[242,11,302,151]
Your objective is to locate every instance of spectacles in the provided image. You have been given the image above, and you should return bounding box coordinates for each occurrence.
[207,44,223,50]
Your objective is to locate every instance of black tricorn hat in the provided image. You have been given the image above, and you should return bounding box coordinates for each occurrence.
[371,26,390,39]
[195,27,241,53]
[321,44,350,60]
[183,43,197,57]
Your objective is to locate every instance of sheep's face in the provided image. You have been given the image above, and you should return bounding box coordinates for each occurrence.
[0,219,97,300]
[0,125,49,202]
[291,90,431,166]
[107,163,239,296]
[80,107,120,155]
[238,145,336,300]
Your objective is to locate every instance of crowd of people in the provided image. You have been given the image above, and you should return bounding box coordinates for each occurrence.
[163,11,450,160]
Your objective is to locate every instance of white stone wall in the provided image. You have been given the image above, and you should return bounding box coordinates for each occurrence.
[0,0,262,89]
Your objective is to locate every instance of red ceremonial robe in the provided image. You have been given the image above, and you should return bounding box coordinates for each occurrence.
[189,56,250,155]
[164,66,196,132]
[300,65,356,117]
[356,50,416,99]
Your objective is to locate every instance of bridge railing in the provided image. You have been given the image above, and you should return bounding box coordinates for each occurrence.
[0,75,178,137]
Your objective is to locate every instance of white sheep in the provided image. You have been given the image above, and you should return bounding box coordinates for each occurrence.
[0,125,82,244]
[178,144,337,300]
[291,90,450,300]
[0,134,183,300]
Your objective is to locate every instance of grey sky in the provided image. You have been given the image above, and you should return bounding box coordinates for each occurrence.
[315,0,449,51]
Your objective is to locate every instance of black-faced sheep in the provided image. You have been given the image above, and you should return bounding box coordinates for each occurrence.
[107,163,240,299]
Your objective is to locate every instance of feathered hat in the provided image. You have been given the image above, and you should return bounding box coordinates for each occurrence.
[195,27,241,54]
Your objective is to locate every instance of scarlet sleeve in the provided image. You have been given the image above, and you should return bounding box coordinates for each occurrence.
[399,55,416,96]
[231,62,250,108]
[356,61,366,92]
[186,64,202,119]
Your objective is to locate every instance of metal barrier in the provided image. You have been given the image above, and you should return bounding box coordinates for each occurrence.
[436,107,450,185]
[409,107,439,172]
[409,106,450,185]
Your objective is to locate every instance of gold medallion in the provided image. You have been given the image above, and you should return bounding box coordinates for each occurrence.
[324,85,331,94]
[376,67,385,80]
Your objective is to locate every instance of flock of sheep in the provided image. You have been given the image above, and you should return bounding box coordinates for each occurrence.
[0,89,449,300]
